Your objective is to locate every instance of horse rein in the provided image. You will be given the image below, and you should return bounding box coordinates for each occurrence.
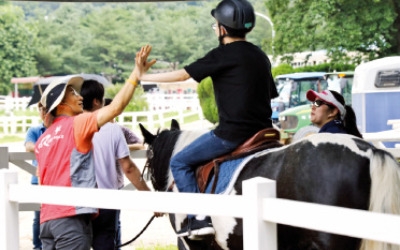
[141,145,175,192]
[115,215,155,249]
[116,146,157,249]
[140,146,154,182]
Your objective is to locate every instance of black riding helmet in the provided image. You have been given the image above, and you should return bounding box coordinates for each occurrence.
[211,0,255,32]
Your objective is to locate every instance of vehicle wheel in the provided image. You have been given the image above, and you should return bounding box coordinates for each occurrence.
[292,125,319,142]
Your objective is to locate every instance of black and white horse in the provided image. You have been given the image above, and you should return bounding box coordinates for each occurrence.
[139,120,400,250]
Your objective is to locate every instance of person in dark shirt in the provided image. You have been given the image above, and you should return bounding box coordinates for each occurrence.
[306,89,362,138]
[140,0,278,238]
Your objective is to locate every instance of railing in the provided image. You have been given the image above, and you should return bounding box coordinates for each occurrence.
[116,109,203,132]
[145,93,200,111]
[0,96,37,113]
[1,119,400,249]
[2,171,400,250]
[362,119,400,158]
[0,110,202,136]
[0,94,203,135]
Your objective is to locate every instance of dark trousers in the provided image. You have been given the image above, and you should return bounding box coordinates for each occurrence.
[33,210,42,249]
[40,214,92,250]
[92,209,120,250]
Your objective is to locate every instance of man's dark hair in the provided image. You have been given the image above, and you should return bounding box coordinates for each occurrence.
[104,98,112,106]
[80,80,104,111]
[222,25,247,38]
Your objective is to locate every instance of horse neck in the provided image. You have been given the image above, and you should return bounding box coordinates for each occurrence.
[172,129,208,157]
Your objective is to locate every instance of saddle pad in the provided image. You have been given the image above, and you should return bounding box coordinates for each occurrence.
[204,155,254,194]
[204,147,282,194]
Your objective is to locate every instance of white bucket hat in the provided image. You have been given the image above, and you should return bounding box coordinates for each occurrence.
[40,75,84,113]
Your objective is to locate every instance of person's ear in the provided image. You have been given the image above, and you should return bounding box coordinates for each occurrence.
[220,26,228,35]
[328,108,339,119]
[93,98,103,108]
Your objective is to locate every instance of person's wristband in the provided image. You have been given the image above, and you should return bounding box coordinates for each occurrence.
[127,78,139,87]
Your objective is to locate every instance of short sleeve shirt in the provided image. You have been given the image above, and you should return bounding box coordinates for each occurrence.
[24,123,46,184]
[35,111,99,223]
[92,122,130,189]
[185,41,277,143]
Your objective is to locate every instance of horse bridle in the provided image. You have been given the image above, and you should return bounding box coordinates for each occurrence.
[141,144,175,192]
[141,145,155,185]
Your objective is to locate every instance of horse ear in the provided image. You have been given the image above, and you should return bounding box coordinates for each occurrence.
[171,119,180,130]
[139,123,156,144]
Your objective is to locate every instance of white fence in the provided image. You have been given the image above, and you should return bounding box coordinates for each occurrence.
[0,93,201,113]
[362,119,400,158]
[116,109,203,132]
[1,95,400,249]
[2,171,400,250]
[0,96,37,113]
[1,124,400,249]
[146,93,200,111]
[0,94,203,135]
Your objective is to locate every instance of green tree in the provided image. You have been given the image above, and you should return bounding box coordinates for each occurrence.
[266,0,400,62]
[271,64,293,78]
[33,3,94,75]
[0,4,37,95]
[148,2,217,69]
[197,77,218,124]
[105,84,148,112]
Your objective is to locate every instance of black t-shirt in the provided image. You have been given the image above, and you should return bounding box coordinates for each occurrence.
[185,41,278,143]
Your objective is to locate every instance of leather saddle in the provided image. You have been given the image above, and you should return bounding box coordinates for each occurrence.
[195,127,282,193]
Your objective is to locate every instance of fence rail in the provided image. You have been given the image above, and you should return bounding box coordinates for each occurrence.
[0,94,203,135]
[1,123,400,249]
[1,96,400,249]
[2,172,400,250]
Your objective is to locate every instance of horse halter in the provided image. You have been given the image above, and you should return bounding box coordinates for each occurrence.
[141,143,175,192]
[141,145,155,186]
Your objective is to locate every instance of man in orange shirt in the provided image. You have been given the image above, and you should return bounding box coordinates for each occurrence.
[35,45,155,250]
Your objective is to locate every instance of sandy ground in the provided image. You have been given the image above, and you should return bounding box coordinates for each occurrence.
[2,119,213,250]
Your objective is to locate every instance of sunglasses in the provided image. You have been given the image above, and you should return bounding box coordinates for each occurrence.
[312,100,331,107]
[68,87,80,96]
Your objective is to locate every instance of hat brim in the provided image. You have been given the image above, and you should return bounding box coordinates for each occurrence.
[306,90,319,102]
[306,90,346,119]
[41,75,84,113]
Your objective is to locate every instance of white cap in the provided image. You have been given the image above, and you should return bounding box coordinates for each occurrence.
[306,90,346,120]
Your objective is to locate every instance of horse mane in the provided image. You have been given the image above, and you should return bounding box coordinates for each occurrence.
[150,128,181,191]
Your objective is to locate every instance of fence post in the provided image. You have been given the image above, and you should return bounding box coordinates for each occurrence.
[242,177,277,250]
[0,169,19,250]
[179,109,184,124]
[0,147,8,170]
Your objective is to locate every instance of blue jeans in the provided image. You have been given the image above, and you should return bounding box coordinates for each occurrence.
[170,130,239,194]
[33,210,42,249]
[32,182,42,249]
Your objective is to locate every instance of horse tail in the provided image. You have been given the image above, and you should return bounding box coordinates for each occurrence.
[360,149,400,250]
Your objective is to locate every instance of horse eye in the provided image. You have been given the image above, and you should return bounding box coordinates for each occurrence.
[147,149,154,160]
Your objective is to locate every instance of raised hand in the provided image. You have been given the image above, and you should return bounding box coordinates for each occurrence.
[133,45,157,80]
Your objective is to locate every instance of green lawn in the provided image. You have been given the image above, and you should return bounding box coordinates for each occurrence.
[0,110,204,144]
[0,135,24,144]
